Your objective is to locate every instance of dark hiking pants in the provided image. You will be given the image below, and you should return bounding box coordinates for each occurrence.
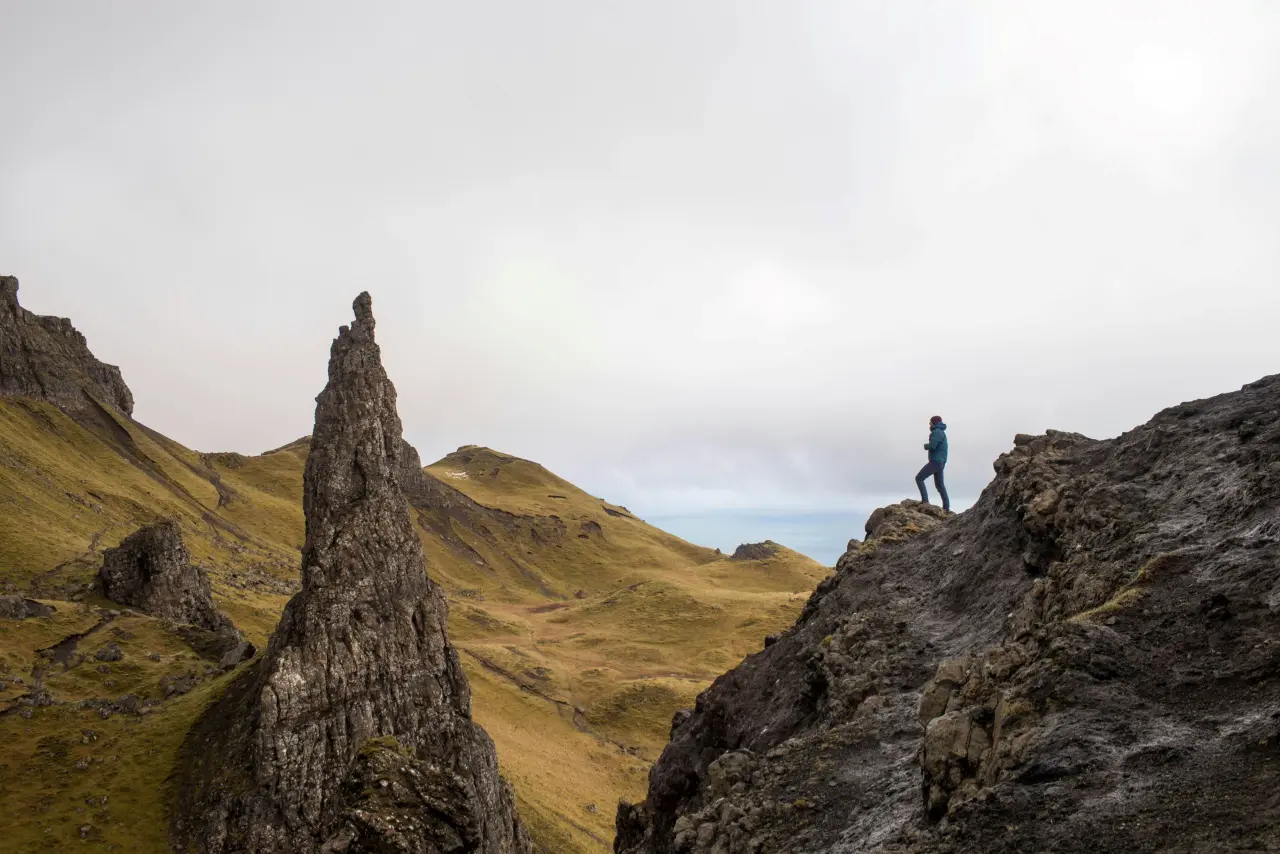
[916,461,950,511]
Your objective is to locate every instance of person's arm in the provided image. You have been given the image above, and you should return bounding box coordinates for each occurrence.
[928,431,942,451]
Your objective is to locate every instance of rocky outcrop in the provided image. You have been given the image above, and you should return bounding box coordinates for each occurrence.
[731,542,781,561]
[172,293,530,854]
[0,276,134,415]
[324,736,511,853]
[617,374,1280,854]
[99,521,227,631]
[97,520,251,666]
[0,595,55,620]
[862,500,949,541]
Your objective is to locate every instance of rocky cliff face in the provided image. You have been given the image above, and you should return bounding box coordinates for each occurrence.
[617,375,1280,854]
[0,276,134,415]
[172,293,530,854]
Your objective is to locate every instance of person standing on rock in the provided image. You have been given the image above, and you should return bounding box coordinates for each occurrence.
[916,415,950,512]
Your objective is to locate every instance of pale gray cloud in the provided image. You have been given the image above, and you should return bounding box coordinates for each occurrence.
[3,2,1279,561]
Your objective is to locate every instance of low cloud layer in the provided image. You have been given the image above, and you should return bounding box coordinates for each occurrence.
[4,2,1278,559]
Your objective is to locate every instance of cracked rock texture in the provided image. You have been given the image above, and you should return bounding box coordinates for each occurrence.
[0,275,134,415]
[172,293,530,854]
[99,520,236,636]
[617,375,1280,854]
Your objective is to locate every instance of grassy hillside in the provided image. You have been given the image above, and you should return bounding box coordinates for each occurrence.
[0,400,829,852]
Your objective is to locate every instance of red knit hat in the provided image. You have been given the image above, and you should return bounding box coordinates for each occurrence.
[930,415,943,425]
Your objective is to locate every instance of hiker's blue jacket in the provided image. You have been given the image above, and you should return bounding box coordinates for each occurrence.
[928,422,948,464]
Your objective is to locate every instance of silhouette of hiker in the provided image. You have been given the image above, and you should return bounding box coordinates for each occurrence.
[916,415,950,512]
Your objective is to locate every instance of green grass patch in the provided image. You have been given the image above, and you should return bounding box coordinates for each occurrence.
[1,415,827,854]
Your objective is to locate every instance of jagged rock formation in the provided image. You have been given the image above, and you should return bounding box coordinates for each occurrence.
[0,275,134,415]
[731,542,781,561]
[172,293,530,854]
[99,521,226,630]
[97,520,251,666]
[617,375,1280,853]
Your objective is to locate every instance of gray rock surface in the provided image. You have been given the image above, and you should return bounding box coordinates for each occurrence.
[731,542,781,561]
[0,275,133,415]
[98,520,234,635]
[172,293,530,854]
[93,642,124,663]
[0,595,55,620]
[97,523,252,667]
[862,500,949,541]
[617,374,1280,854]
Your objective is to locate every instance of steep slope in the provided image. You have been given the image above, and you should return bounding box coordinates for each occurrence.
[172,292,529,853]
[0,393,304,638]
[0,280,829,852]
[617,376,1280,854]
[394,442,828,848]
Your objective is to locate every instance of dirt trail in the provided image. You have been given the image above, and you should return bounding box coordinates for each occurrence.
[26,526,112,597]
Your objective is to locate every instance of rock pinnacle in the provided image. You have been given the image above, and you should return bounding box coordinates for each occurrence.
[172,292,530,853]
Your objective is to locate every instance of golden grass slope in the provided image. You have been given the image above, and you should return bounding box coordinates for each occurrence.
[0,401,830,853]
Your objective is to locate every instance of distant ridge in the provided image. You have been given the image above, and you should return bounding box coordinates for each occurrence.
[0,275,133,416]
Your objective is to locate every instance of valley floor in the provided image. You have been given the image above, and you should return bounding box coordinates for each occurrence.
[0,401,828,852]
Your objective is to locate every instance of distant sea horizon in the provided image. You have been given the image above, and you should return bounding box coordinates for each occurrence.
[650,500,972,567]
[648,509,873,568]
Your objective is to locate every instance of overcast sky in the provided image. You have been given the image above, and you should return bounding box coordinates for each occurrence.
[3,2,1279,563]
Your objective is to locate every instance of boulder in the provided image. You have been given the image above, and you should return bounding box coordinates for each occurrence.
[98,520,233,636]
[92,643,123,663]
[863,499,948,541]
[0,596,54,620]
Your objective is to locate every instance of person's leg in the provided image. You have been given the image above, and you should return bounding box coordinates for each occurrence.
[933,463,950,512]
[915,462,935,503]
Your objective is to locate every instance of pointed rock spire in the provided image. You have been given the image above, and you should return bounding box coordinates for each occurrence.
[173,292,530,853]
